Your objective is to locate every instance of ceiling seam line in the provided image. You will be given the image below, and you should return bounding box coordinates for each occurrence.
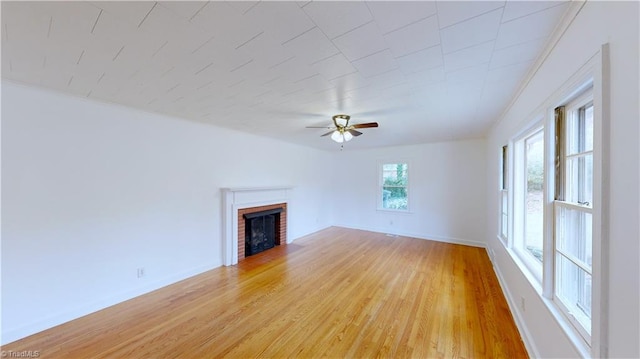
[91,9,102,33]
[350,48,390,63]
[138,2,157,28]
[330,19,375,41]
[236,31,264,50]
[189,2,209,22]
[382,14,437,36]
[439,5,505,31]
[501,2,569,25]
[281,26,316,46]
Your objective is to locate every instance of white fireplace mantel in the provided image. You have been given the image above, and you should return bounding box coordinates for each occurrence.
[221,186,293,266]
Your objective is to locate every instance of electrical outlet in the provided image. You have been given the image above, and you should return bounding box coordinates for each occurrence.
[389,220,394,226]
[520,296,526,311]
[137,267,145,278]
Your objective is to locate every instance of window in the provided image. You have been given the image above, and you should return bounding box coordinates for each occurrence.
[553,94,594,342]
[513,127,544,281]
[524,131,544,262]
[499,145,509,242]
[501,59,602,354]
[380,163,408,211]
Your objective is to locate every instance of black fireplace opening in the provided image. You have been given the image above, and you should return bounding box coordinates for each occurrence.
[243,208,283,257]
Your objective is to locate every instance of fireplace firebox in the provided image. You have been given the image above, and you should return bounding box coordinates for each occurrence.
[243,208,283,257]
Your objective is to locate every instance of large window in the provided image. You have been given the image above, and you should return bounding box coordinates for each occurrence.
[505,85,595,349]
[499,55,603,354]
[513,127,544,281]
[554,94,594,342]
[380,163,408,211]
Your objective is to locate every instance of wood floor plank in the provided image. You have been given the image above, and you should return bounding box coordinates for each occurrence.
[2,227,528,358]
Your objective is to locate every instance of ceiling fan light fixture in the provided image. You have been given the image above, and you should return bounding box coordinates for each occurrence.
[331,130,353,143]
[331,130,344,143]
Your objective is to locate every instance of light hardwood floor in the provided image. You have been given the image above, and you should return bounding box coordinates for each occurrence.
[2,227,528,358]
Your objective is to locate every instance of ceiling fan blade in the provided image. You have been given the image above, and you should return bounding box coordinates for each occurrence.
[321,130,335,137]
[347,129,363,136]
[351,122,379,129]
[306,126,334,129]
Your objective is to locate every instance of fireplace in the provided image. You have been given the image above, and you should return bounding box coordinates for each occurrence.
[221,186,292,266]
[237,202,287,262]
[243,207,283,257]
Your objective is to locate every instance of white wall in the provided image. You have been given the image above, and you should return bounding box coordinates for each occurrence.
[486,2,639,358]
[1,82,334,344]
[332,139,487,247]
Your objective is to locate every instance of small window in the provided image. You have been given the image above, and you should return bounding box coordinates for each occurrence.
[379,163,408,211]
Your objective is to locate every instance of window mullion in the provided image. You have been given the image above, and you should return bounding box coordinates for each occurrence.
[566,151,594,159]
[555,249,592,273]
[555,200,593,213]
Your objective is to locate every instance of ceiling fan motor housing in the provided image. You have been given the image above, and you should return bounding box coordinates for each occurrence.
[333,114,350,128]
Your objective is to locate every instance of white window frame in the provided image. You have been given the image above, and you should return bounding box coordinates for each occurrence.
[377,161,410,212]
[511,124,545,284]
[553,90,594,343]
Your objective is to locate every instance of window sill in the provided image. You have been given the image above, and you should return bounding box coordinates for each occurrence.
[497,234,508,245]
[375,208,413,215]
[505,246,543,293]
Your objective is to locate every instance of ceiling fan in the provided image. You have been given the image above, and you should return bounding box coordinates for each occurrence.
[306,114,379,143]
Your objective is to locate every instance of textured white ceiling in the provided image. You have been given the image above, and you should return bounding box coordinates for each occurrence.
[1,1,569,150]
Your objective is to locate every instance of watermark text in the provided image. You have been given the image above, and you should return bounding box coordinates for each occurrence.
[1,350,41,358]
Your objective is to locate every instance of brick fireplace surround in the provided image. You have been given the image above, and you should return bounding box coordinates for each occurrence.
[237,203,287,262]
[221,186,293,266]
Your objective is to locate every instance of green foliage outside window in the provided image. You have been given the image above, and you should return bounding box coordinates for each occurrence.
[527,140,544,191]
[527,158,544,191]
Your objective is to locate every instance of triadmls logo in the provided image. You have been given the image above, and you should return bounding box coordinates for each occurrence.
[1,351,41,358]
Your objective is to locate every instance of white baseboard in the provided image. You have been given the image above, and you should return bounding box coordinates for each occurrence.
[288,225,333,243]
[334,224,486,248]
[1,263,218,345]
[489,257,540,359]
